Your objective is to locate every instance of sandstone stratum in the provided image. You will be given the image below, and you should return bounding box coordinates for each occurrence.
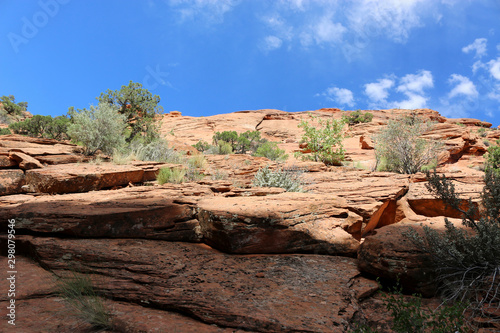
[0,108,498,332]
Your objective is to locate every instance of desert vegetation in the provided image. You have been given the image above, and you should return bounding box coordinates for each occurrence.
[295,113,345,166]
[374,114,443,174]
[252,165,304,192]
[193,130,288,161]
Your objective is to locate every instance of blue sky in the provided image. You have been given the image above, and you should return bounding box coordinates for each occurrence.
[1,0,500,126]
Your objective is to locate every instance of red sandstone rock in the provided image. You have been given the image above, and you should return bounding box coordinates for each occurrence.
[16,236,378,332]
[24,163,149,193]
[9,151,44,170]
[0,155,16,168]
[358,217,466,296]
[0,169,25,195]
[0,186,204,241]
[198,192,362,255]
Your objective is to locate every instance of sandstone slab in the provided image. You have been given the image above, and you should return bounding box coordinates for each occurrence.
[25,163,146,193]
[0,186,203,241]
[198,192,362,256]
[18,236,378,332]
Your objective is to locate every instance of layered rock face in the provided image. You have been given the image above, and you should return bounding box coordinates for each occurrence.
[0,108,495,332]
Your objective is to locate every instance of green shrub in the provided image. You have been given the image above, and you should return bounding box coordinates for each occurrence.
[192,140,210,153]
[252,166,304,192]
[211,130,267,155]
[0,128,11,135]
[57,271,112,331]
[485,144,500,172]
[295,114,345,166]
[404,168,500,323]
[342,110,374,125]
[0,95,27,117]
[374,115,443,174]
[96,81,163,143]
[253,141,288,161]
[206,140,233,155]
[157,165,204,184]
[157,167,186,184]
[67,103,127,156]
[9,115,71,140]
[188,154,207,169]
[383,284,467,333]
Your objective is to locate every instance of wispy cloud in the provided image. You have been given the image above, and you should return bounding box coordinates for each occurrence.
[260,0,440,56]
[462,38,488,58]
[260,35,283,52]
[318,86,355,107]
[168,0,236,23]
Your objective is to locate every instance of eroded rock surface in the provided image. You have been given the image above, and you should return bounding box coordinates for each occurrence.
[14,236,378,332]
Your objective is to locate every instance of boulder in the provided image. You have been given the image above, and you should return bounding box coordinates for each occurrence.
[9,151,44,170]
[198,192,362,256]
[358,217,465,296]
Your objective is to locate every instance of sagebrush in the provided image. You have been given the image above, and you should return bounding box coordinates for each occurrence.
[252,165,304,192]
[374,114,443,174]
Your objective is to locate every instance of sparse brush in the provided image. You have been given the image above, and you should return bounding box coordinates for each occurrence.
[57,271,112,331]
[157,167,186,184]
[188,154,207,169]
[252,165,304,192]
[210,168,229,180]
[111,149,136,165]
[131,139,184,163]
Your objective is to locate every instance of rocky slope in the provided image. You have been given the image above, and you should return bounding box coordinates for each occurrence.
[0,108,498,332]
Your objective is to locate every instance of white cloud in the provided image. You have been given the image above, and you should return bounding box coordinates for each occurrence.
[320,87,355,107]
[462,38,488,58]
[388,70,433,109]
[489,57,500,80]
[364,78,395,102]
[448,74,478,99]
[392,93,429,109]
[397,70,434,94]
[261,36,283,52]
[168,0,236,23]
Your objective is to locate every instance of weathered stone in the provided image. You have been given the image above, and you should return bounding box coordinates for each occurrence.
[0,187,202,241]
[198,192,361,256]
[0,155,16,168]
[358,217,465,296]
[19,236,378,332]
[25,163,146,193]
[359,135,374,149]
[406,179,482,219]
[9,151,44,170]
[0,169,25,195]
